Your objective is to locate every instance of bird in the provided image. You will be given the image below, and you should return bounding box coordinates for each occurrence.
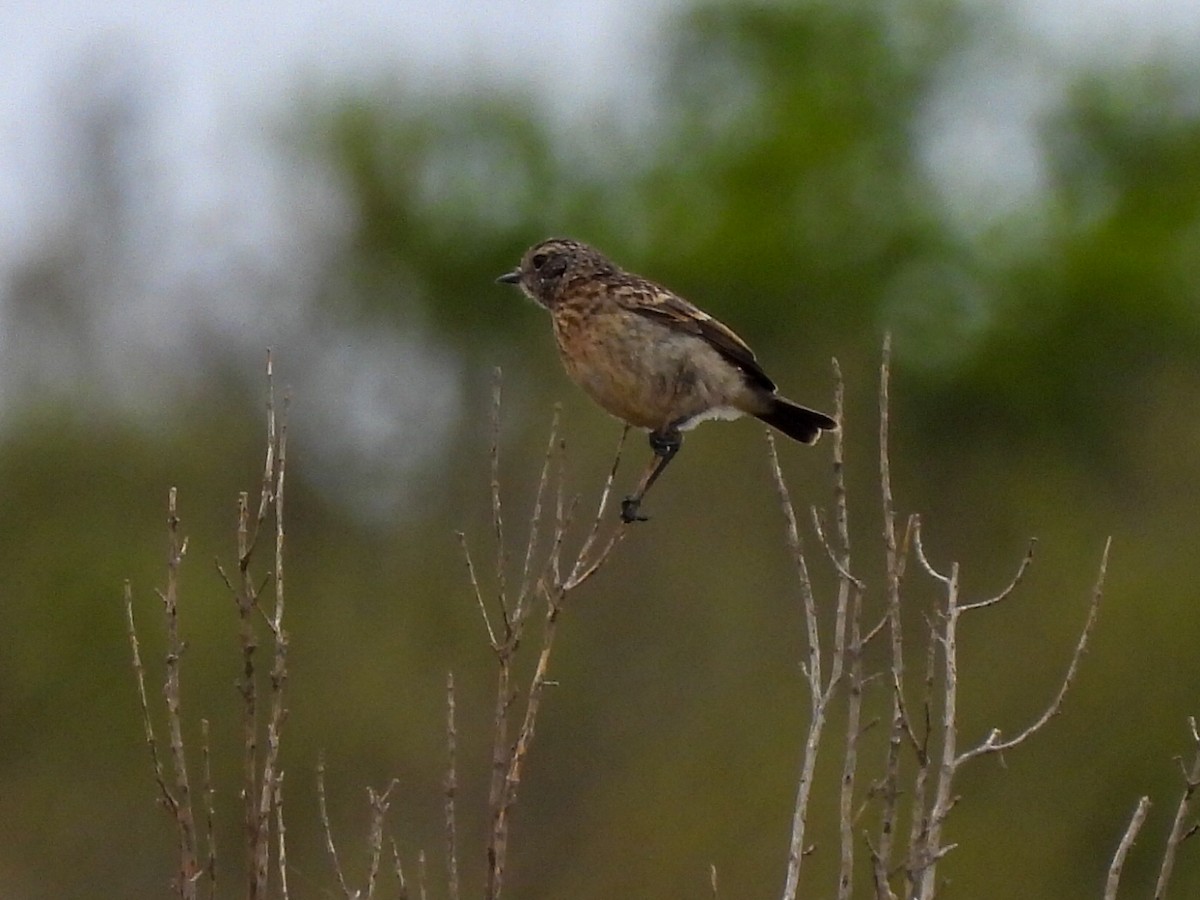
[497,238,837,523]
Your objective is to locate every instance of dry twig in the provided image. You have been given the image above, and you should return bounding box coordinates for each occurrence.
[1154,717,1200,898]
[1107,796,1151,900]
[445,672,460,900]
[461,368,631,899]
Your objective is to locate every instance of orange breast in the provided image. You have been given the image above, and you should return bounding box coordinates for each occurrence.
[550,305,755,431]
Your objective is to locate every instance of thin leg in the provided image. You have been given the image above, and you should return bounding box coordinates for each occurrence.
[620,428,682,523]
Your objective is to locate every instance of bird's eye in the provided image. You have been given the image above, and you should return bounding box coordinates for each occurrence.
[531,253,548,270]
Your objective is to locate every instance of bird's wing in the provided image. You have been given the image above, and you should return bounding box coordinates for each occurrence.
[622,286,777,393]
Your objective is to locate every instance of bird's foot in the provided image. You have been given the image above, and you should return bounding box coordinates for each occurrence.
[620,497,649,524]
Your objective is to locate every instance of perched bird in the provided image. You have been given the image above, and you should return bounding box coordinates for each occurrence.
[497,238,836,523]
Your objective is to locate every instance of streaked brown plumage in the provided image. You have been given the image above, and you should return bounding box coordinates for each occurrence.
[497,238,836,522]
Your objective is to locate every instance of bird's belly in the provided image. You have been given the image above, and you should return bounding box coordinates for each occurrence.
[553,314,751,431]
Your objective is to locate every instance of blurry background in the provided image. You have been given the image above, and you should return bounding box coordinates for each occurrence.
[2,0,1200,896]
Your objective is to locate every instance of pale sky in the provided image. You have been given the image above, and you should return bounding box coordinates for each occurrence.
[0,0,1195,266]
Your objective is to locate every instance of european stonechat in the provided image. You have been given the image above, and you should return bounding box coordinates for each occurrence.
[498,238,836,522]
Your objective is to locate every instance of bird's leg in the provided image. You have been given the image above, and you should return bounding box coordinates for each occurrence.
[620,427,682,523]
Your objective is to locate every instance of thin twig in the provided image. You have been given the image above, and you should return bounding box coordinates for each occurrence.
[1106,797,1151,900]
[254,388,289,896]
[317,754,353,899]
[515,405,561,613]
[390,838,408,900]
[1154,717,1200,899]
[275,775,288,900]
[571,424,630,577]
[479,405,631,899]
[161,488,200,898]
[913,551,960,900]
[812,509,865,591]
[247,350,278,561]
[366,780,398,900]
[201,719,217,899]
[234,490,260,892]
[958,539,1037,613]
[875,335,904,900]
[445,672,460,900]
[904,616,939,885]
[457,532,498,650]
[125,581,177,818]
[511,407,562,628]
[956,537,1110,764]
[490,368,511,636]
[769,432,835,900]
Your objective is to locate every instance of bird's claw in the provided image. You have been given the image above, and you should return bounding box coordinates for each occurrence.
[620,497,649,524]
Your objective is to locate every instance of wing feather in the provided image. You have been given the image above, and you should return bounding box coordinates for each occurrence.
[621,288,776,393]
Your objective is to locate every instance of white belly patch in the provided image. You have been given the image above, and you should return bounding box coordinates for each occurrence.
[677,405,745,431]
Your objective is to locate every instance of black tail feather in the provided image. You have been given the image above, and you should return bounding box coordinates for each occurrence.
[755,397,838,444]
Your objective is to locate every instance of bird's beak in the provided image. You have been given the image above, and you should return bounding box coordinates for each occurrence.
[496,269,521,285]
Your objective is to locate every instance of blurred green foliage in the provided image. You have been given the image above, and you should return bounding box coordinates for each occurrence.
[4,0,1200,897]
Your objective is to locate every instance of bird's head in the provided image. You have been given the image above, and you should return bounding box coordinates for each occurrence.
[496,238,615,308]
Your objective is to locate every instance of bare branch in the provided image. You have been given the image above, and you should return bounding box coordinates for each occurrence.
[254,351,277,532]
[200,719,217,900]
[456,531,498,650]
[913,553,960,900]
[1155,717,1200,899]
[317,754,353,899]
[875,334,912,890]
[515,405,561,614]
[274,775,288,900]
[564,426,631,591]
[811,508,865,591]
[390,838,409,900]
[445,673,460,900]
[478,403,633,899]
[769,432,825,900]
[768,433,823,695]
[254,390,289,896]
[490,367,511,635]
[161,488,200,898]
[366,780,399,900]
[912,516,950,585]
[957,537,1109,764]
[1107,797,1151,900]
[959,539,1037,614]
[233,490,260,890]
[124,580,177,819]
[821,358,867,900]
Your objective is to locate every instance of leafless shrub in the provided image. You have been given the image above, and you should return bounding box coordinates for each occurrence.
[126,353,288,898]
[768,338,1109,900]
[456,368,633,899]
[128,349,1200,900]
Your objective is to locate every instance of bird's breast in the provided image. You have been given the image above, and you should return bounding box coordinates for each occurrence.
[550,306,755,431]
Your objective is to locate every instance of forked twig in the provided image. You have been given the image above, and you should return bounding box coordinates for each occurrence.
[1153,717,1200,898]
[771,359,859,900]
[466,376,632,900]
[909,529,1110,899]
[955,538,1109,765]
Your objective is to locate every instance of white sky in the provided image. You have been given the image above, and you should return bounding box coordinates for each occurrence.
[0,0,1194,261]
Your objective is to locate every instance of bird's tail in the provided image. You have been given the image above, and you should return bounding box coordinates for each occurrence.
[755,396,838,445]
